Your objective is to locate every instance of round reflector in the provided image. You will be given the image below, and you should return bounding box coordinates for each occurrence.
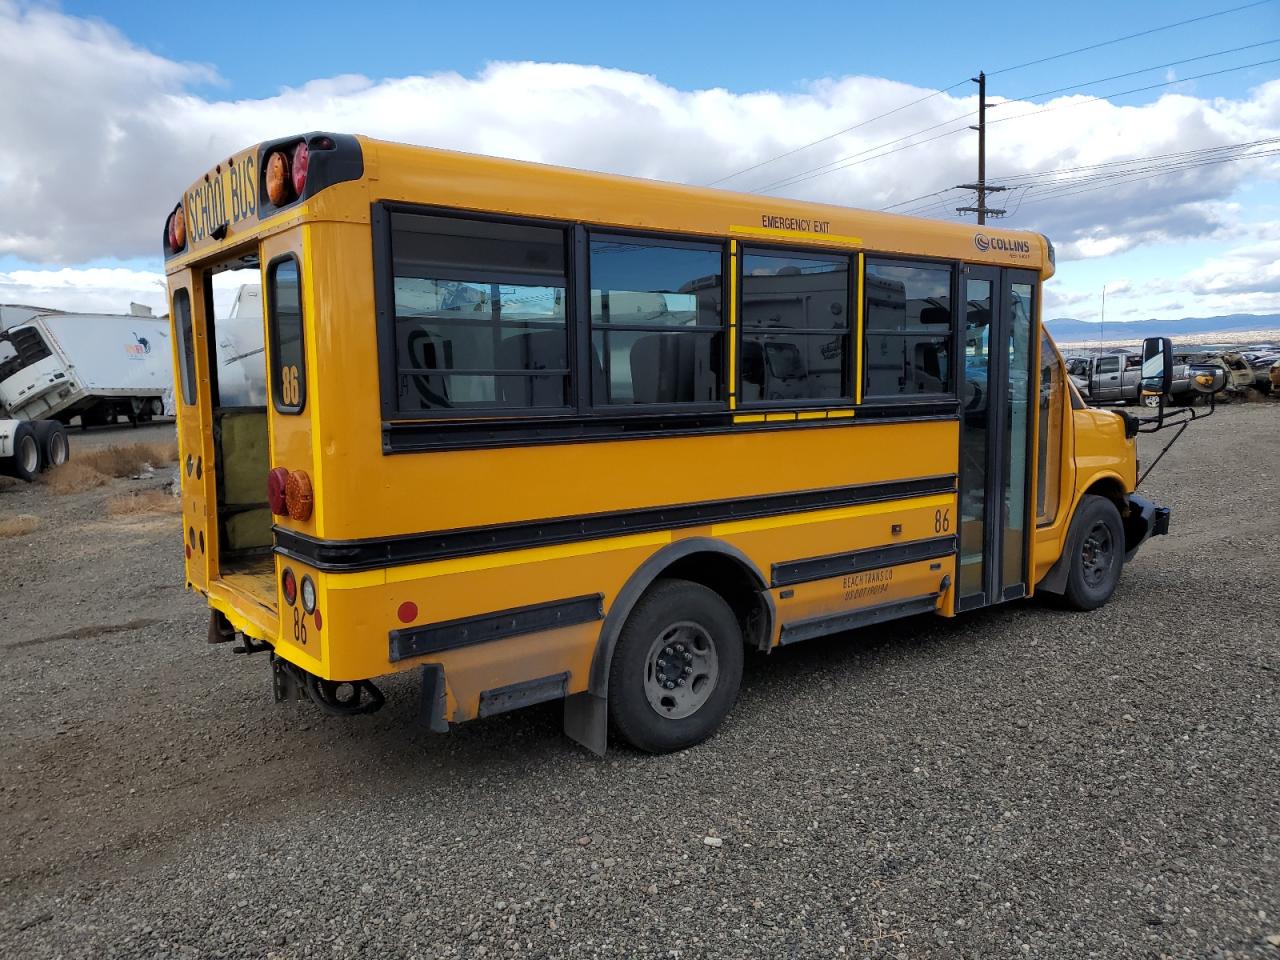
[300,575,317,613]
[267,466,291,515]
[281,567,298,606]
[285,469,314,521]
[291,141,310,197]
[265,150,292,206]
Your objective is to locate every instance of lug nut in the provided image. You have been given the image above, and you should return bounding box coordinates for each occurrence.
[664,681,675,690]
[683,666,692,676]
[675,643,685,653]
[664,646,673,656]
[657,658,666,668]
[677,678,686,686]
[683,652,692,662]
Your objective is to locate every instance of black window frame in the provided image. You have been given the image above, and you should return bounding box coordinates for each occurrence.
[267,254,307,415]
[376,204,576,421]
[585,229,729,413]
[737,243,854,409]
[862,255,959,403]
[172,286,197,406]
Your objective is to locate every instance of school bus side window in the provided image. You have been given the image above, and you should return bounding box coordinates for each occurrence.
[173,288,196,405]
[589,235,724,406]
[739,248,849,404]
[268,257,306,413]
[863,260,954,399]
[389,212,569,414]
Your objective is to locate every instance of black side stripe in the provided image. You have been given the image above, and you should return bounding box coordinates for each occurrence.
[771,535,957,588]
[779,592,941,646]
[390,594,604,663]
[275,474,957,572]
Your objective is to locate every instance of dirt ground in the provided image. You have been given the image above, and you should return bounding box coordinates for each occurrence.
[0,408,1276,959]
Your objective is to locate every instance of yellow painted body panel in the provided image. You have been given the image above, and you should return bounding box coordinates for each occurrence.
[159,134,1142,728]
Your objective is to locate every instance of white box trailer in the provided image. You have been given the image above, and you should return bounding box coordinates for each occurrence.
[0,312,174,427]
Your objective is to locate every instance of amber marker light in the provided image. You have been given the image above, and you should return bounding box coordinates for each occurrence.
[284,470,314,522]
[265,150,292,206]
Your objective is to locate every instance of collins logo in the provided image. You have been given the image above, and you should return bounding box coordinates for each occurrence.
[974,233,1031,254]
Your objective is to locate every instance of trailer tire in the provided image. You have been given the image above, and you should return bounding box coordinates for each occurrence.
[33,420,69,470]
[607,578,744,754]
[3,423,41,481]
[1059,495,1125,612]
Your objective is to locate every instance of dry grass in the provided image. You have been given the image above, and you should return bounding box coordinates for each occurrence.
[107,490,181,517]
[41,441,180,495]
[78,441,180,478]
[0,514,40,538]
[42,461,111,494]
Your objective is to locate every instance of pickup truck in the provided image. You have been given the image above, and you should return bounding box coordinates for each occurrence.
[1065,353,1197,406]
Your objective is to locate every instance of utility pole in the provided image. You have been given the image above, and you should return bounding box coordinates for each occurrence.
[956,71,1007,224]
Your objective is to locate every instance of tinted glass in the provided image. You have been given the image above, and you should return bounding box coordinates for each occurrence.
[390,214,570,413]
[1096,356,1119,373]
[589,237,724,406]
[740,253,848,330]
[1037,330,1064,526]
[590,239,721,327]
[1002,282,1035,588]
[173,288,196,405]
[864,260,953,398]
[268,258,305,413]
[593,330,723,404]
[958,278,992,601]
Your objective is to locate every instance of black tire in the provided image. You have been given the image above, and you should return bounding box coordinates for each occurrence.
[1060,494,1125,611]
[608,578,744,753]
[3,422,41,481]
[33,420,69,470]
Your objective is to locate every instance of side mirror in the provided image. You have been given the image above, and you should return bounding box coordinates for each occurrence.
[1190,365,1227,394]
[1141,336,1174,398]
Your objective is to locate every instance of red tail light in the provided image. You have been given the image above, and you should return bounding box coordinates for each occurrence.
[267,467,290,515]
[291,141,310,196]
[281,567,298,606]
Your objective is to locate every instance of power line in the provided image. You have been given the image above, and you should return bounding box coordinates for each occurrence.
[1010,148,1280,210]
[704,80,970,187]
[987,0,1275,76]
[986,55,1280,129]
[999,37,1280,105]
[988,136,1280,185]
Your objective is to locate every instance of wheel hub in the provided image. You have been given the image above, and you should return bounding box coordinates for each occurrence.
[1081,521,1114,588]
[643,621,718,720]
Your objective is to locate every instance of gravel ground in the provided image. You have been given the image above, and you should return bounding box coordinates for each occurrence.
[0,406,1276,959]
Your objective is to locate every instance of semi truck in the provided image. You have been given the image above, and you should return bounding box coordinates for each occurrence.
[0,309,174,480]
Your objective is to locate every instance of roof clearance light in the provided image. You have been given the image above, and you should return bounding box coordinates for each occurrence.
[291,141,310,197]
[265,150,292,206]
[171,204,186,249]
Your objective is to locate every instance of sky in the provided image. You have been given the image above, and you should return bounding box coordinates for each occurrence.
[1,0,1279,325]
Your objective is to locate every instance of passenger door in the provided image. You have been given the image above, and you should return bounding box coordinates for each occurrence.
[1093,355,1121,401]
[957,267,1037,611]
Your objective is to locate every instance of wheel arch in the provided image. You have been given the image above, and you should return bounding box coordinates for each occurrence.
[586,537,774,698]
[1037,472,1128,595]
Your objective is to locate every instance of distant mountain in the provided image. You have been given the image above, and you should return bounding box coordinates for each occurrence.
[1045,313,1280,342]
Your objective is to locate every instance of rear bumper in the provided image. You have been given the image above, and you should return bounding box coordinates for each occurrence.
[1124,492,1170,561]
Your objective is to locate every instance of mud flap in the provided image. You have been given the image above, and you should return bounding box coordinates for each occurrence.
[563,691,607,756]
[417,663,449,733]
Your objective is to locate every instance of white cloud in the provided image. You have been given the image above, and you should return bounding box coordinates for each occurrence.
[0,3,1279,320]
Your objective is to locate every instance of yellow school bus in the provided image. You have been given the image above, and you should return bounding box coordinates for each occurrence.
[162,133,1170,753]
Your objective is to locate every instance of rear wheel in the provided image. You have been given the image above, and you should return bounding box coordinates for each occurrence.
[33,420,69,470]
[608,579,744,753]
[1060,495,1125,611]
[3,423,41,481]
